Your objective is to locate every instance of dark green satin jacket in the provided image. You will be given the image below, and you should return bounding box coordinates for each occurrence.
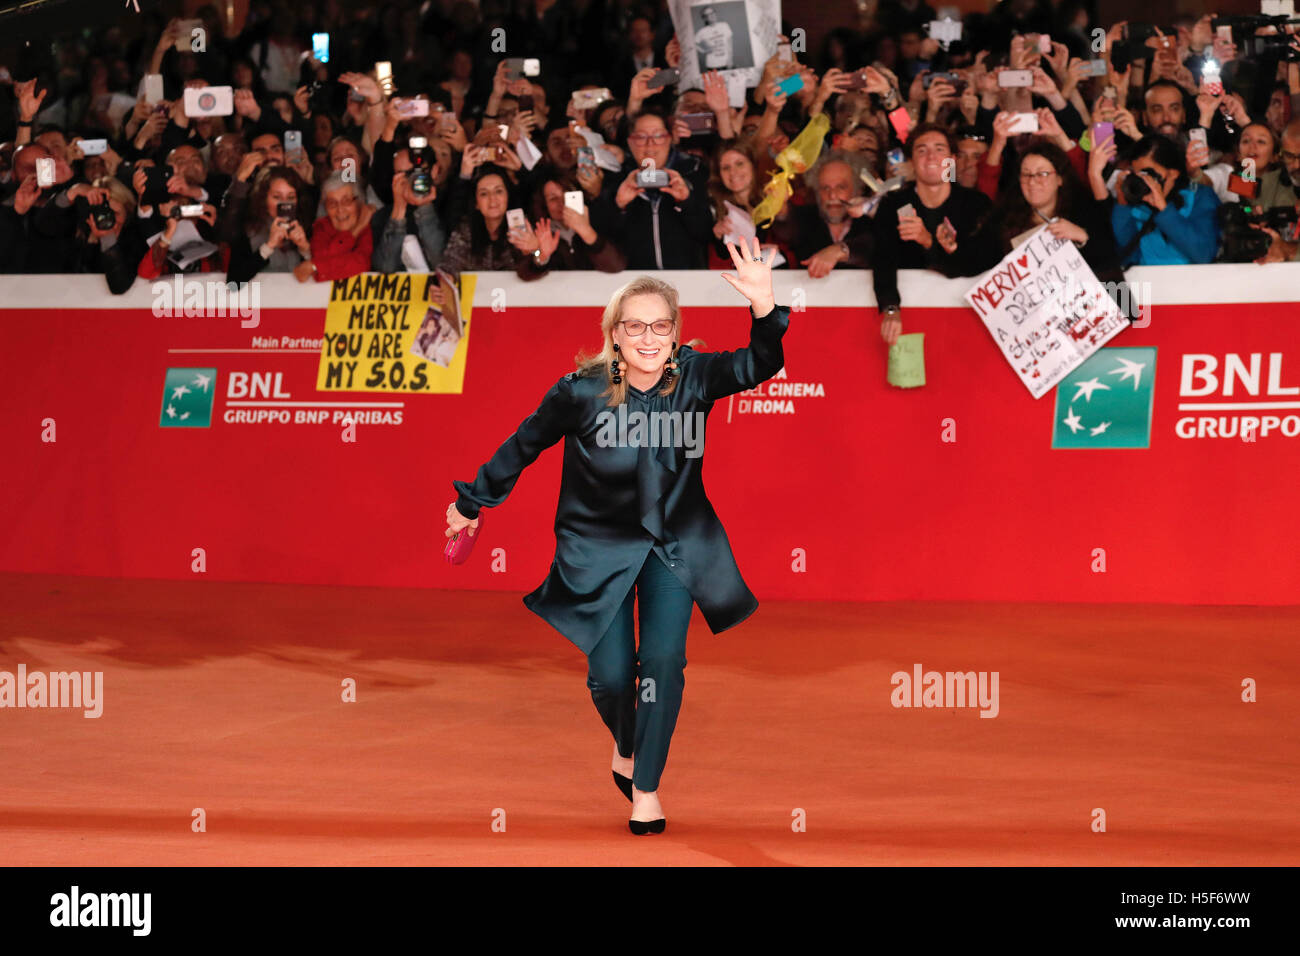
[454,303,791,654]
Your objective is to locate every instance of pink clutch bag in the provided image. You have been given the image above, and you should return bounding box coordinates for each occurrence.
[444,514,483,565]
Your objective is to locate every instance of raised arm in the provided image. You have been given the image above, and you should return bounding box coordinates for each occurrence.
[696,237,789,401]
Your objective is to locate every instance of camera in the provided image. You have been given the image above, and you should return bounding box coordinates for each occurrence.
[636,168,669,189]
[407,135,434,197]
[92,201,116,231]
[1121,171,1155,206]
[275,201,297,222]
[1219,203,1300,262]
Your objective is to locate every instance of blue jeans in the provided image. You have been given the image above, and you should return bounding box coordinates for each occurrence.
[586,549,693,792]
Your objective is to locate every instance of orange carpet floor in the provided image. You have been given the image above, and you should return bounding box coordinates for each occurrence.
[2,572,1296,866]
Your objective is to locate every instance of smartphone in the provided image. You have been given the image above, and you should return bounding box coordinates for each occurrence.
[174,19,203,53]
[1092,121,1114,148]
[505,57,541,80]
[79,139,109,156]
[1086,59,1108,77]
[564,190,585,214]
[1037,34,1052,55]
[394,97,430,118]
[776,73,804,96]
[144,73,164,105]
[506,208,528,232]
[440,112,457,132]
[843,71,868,90]
[312,32,330,63]
[179,203,206,218]
[276,201,296,220]
[1007,112,1040,134]
[1102,85,1118,102]
[517,94,534,113]
[285,129,303,154]
[998,69,1034,88]
[577,146,595,172]
[646,68,680,90]
[897,202,916,220]
[1216,25,1233,43]
[888,107,911,141]
[375,61,393,92]
[183,86,234,117]
[1201,60,1223,97]
[1189,127,1207,146]
[680,112,717,133]
[571,88,612,110]
[778,41,793,62]
[36,157,56,188]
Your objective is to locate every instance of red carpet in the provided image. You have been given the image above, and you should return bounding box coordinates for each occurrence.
[2,572,1296,865]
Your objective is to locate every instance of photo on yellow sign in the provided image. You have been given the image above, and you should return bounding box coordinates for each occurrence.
[316,271,475,393]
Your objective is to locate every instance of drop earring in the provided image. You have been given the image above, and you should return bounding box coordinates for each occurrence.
[664,341,678,379]
[611,343,627,384]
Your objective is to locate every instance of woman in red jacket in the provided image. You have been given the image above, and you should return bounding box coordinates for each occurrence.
[295,171,375,282]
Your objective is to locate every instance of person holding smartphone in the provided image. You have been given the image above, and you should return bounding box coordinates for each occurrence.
[872,124,993,346]
[226,165,312,283]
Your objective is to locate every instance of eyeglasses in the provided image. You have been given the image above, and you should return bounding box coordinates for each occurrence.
[324,195,356,209]
[628,132,670,145]
[620,319,675,336]
[1019,170,1056,182]
[1281,150,1300,163]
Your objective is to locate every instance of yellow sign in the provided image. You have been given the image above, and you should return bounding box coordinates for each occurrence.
[316,272,476,393]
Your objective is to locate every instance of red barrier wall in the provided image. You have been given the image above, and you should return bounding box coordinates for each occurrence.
[3,271,1298,604]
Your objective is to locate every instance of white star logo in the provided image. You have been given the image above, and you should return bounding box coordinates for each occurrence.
[1062,406,1084,433]
[1108,358,1145,389]
[193,373,211,391]
[1072,377,1111,402]
[171,384,191,399]
[1089,421,1111,436]
[165,404,177,418]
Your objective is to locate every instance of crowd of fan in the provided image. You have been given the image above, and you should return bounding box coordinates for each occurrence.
[2,0,1298,339]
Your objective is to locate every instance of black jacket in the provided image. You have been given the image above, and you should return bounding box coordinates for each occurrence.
[591,150,713,270]
[453,303,791,654]
[871,184,993,310]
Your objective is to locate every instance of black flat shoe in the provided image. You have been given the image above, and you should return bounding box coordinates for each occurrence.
[613,770,633,802]
[628,817,666,835]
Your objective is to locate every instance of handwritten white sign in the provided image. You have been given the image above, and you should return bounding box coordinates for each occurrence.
[964,225,1128,399]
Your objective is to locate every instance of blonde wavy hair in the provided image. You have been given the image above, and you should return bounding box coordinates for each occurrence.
[575,275,704,407]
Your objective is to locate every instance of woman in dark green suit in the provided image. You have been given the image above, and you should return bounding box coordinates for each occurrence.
[446,236,790,834]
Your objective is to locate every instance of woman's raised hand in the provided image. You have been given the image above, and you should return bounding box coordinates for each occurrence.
[721,235,776,316]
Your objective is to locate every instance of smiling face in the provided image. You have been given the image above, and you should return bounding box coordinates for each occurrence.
[719,148,753,195]
[324,183,359,231]
[911,130,952,187]
[1143,85,1185,138]
[252,133,284,165]
[613,293,676,381]
[1018,152,1062,212]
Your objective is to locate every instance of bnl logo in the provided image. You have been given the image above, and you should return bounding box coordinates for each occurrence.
[1052,348,1156,449]
[159,368,216,427]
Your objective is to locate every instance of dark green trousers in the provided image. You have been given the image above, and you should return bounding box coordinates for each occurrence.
[586,549,693,792]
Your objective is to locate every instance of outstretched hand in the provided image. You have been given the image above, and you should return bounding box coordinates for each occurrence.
[721,235,776,316]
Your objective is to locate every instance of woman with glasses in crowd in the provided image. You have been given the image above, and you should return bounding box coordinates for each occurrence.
[445,238,789,835]
[1189,121,1298,212]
